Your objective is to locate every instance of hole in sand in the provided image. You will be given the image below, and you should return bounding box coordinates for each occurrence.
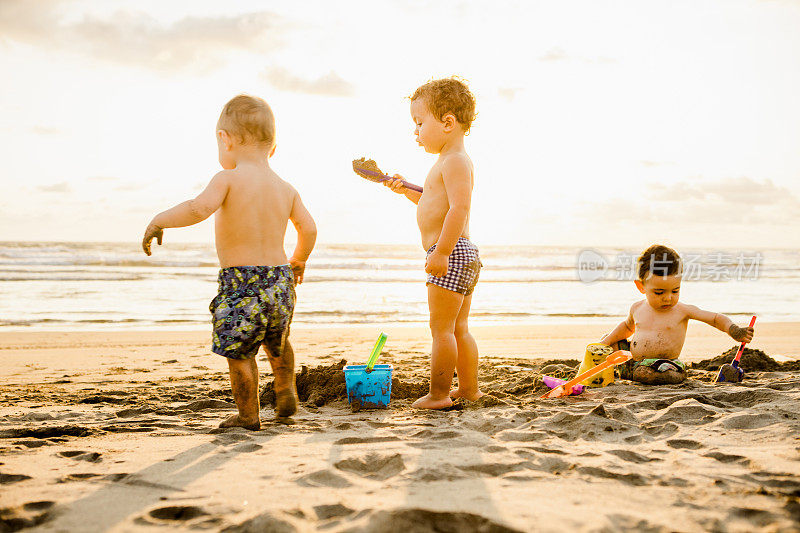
[149,505,207,521]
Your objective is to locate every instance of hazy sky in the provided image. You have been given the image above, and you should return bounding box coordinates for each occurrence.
[1,0,799,248]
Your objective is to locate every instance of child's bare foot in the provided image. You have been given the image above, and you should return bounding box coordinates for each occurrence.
[275,388,299,417]
[412,393,453,410]
[449,388,485,401]
[219,414,261,431]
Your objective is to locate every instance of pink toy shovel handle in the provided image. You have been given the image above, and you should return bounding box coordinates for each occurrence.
[357,168,424,193]
[542,375,584,396]
[732,315,757,365]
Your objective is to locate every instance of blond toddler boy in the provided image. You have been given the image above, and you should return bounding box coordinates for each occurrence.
[602,244,754,384]
[385,78,483,409]
[142,94,317,429]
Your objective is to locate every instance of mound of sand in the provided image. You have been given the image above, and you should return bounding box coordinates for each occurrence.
[259,360,429,409]
[691,347,800,372]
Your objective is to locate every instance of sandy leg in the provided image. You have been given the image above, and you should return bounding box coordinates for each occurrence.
[221,357,261,430]
[265,339,298,418]
[632,366,686,385]
[413,285,464,410]
[449,293,484,401]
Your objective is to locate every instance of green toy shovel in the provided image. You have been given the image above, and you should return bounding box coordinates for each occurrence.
[365,332,387,373]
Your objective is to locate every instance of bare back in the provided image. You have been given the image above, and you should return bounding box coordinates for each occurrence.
[215,163,295,268]
[416,152,474,250]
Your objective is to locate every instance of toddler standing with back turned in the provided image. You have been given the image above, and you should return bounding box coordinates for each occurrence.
[142,94,317,428]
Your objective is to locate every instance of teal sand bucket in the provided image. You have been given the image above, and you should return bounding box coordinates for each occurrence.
[343,364,393,410]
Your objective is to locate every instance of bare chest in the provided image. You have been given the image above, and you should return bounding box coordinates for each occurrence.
[631,310,688,359]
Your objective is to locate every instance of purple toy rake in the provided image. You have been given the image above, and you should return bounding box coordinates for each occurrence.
[352,158,423,193]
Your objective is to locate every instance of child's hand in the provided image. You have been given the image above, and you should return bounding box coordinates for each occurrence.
[729,324,754,343]
[383,174,407,194]
[289,257,306,285]
[142,223,163,256]
[425,250,449,277]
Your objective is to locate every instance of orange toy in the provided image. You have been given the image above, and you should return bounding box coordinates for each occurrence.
[540,350,633,399]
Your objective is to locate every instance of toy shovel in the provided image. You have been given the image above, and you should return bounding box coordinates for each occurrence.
[542,375,585,396]
[541,350,632,399]
[715,315,756,383]
[365,332,387,373]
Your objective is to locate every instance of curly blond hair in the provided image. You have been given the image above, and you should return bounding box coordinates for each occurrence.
[410,77,476,133]
[218,94,275,146]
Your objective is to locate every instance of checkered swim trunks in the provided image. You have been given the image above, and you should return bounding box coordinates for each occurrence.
[426,237,482,295]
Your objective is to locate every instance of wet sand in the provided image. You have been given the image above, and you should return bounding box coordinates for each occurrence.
[1,323,799,532]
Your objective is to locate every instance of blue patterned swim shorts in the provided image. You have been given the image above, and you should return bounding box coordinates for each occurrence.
[426,237,482,296]
[209,265,296,360]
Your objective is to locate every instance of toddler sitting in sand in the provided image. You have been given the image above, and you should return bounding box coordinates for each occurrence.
[384,78,484,409]
[142,94,317,429]
[602,244,754,384]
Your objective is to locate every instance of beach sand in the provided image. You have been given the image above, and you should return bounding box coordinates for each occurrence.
[1,323,799,532]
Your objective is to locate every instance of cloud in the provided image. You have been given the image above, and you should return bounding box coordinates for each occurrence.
[30,126,61,136]
[0,1,289,72]
[539,47,568,62]
[537,47,616,65]
[114,182,149,192]
[37,182,71,193]
[263,67,355,97]
[497,87,523,102]
[584,177,800,228]
[647,177,796,207]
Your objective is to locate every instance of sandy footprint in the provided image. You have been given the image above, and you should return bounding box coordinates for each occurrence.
[406,464,469,482]
[605,513,667,532]
[720,413,780,429]
[0,500,54,530]
[643,398,720,426]
[296,469,352,488]
[409,429,461,440]
[148,505,206,521]
[703,451,751,465]
[57,450,102,462]
[642,421,680,438]
[313,503,355,520]
[333,436,400,445]
[180,399,236,411]
[223,511,300,532]
[0,473,32,484]
[59,473,101,482]
[606,449,662,463]
[726,507,782,529]
[666,438,704,450]
[495,430,547,443]
[457,462,528,477]
[231,443,263,453]
[334,453,405,481]
[526,455,571,474]
[342,508,523,533]
[576,466,649,486]
[1,425,96,439]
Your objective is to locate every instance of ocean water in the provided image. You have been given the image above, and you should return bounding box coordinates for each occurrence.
[0,242,796,330]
